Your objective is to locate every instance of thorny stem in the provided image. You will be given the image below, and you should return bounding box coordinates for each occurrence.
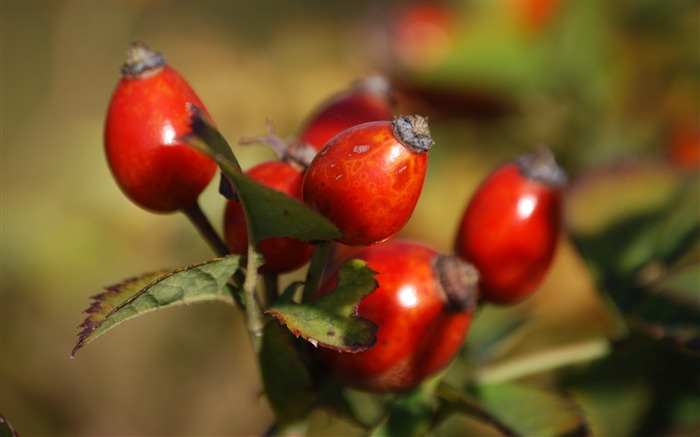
[301,241,332,303]
[238,118,316,170]
[181,201,229,257]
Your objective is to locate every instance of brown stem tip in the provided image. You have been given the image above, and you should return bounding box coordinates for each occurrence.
[433,254,480,313]
[516,145,567,188]
[392,115,434,153]
[121,41,166,79]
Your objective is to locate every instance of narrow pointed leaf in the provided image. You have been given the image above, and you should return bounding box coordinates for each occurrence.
[632,259,700,353]
[72,256,241,357]
[566,161,700,353]
[476,382,590,436]
[466,305,534,364]
[267,259,378,352]
[181,106,342,244]
[259,321,316,433]
[0,413,19,437]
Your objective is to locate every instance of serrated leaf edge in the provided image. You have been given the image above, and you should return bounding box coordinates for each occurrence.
[72,257,238,357]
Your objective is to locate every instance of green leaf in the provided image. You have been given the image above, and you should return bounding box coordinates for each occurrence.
[566,161,685,277]
[566,161,700,352]
[434,383,518,436]
[569,382,651,437]
[259,321,316,434]
[465,305,534,364]
[266,259,378,352]
[72,256,241,357]
[476,382,589,437]
[649,260,700,312]
[631,259,700,353]
[652,179,700,263]
[181,106,341,244]
[0,413,19,437]
[370,376,443,437]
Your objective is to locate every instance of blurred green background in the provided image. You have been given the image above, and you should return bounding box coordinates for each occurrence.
[1,1,697,435]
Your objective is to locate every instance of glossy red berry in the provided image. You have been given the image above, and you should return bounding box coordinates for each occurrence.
[454,147,566,305]
[302,115,433,246]
[224,160,315,274]
[313,239,478,393]
[104,42,217,213]
[298,74,395,152]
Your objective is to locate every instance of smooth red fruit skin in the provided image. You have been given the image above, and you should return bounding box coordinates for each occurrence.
[454,150,565,305]
[224,161,314,274]
[105,44,217,213]
[302,116,432,246]
[299,75,394,152]
[313,240,474,393]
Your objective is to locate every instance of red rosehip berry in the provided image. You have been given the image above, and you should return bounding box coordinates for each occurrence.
[104,42,217,213]
[313,239,479,393]
[454,147,566,305]
[388,1,458,72]
[224,160,315,274]
[298,74,395,152]
[302,115,434,246]
[667,123,700,171]
[515,0,561,34]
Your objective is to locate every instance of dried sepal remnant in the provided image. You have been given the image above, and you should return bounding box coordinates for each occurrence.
[120,41,166,78]
[516,146,567,188]
[392,115,434,153]
[432,254,480,312]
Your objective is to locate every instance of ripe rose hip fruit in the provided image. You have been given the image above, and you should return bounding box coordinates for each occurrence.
[302,115,433,246]
[313,240,479,393]
[224,160,314,274]
[104,42,217,213]
[298,74,395,152]
[515,0,561,34]
[388,1,458,72]
[454,147,566,305]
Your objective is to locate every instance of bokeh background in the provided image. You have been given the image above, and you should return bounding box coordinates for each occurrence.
[2,1,698,435]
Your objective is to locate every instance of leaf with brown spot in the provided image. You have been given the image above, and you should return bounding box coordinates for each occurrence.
[267,259,378,352]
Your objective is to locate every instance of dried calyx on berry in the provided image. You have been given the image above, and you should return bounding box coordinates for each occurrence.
[516,146,567,187]
[392,115,434,153]
[120,42,166,78]
[432,255,480,312]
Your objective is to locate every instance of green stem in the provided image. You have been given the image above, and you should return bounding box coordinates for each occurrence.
[181,201,247,310]
[243,246,265,353]
[301,241,332,303]
[181,201,229,257]
[473,338,611,385]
